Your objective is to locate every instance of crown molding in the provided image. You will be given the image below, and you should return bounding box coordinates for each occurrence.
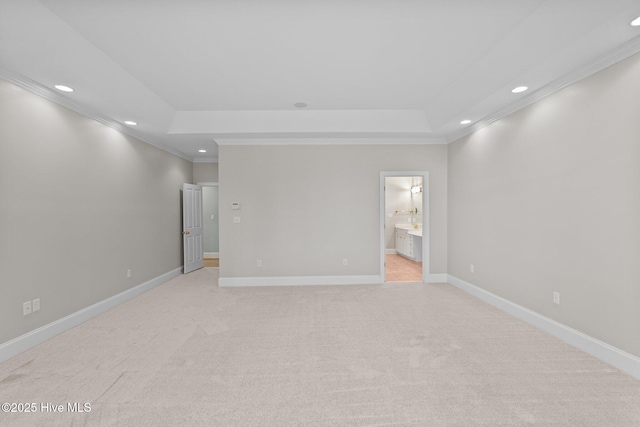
[192,157,219,163]
[446,34,640,143]
[0,70,194,162]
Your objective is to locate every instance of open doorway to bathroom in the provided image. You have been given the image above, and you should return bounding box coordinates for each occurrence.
[380,172,429,283]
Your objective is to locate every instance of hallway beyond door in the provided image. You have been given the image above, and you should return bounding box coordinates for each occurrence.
[204,258,219,267]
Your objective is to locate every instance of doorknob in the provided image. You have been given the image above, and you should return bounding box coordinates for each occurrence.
[183,231,190,235]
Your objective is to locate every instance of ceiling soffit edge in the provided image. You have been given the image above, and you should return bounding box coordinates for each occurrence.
[214,137,448,146]
[168,110,432,135]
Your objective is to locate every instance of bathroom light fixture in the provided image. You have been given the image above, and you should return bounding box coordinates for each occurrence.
[294,102,308,108]
[124,121,137,126]
[632,16,640,26]
[410,186,422,194]
[460,119,471,125]
[199,149,207,153]
[54,84,74,92]
[512,86,528,93]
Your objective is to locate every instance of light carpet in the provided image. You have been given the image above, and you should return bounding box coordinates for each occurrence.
[1,267,639,426]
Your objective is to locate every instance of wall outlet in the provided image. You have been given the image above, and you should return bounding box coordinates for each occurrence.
[211,214,215,220]
[343,258,348,266]
[233,216,241,223]
[256,259,262,267]
[470,264,475,273]
[553,292,560,305]
[23,301,32,316]
[127,269,132,278]
[32,298,40,312]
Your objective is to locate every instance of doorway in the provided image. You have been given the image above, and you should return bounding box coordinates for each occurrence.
[200,183,219,267]
[380,172,429,283]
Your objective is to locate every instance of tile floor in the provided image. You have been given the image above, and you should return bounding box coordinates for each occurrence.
[385,253,422,282]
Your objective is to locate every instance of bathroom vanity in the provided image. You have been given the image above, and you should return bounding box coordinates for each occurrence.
[395,224,422,262]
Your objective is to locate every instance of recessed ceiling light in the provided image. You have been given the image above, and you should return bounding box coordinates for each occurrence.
[199,149,207,153]
[54,84,74,92]
[512,86,528,93]
[294,102,308,108]
[460,120,472,125]
[631,16,640,26]
[124,121,137,126]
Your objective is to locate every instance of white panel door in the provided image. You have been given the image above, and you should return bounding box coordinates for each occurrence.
[182,183,204,274]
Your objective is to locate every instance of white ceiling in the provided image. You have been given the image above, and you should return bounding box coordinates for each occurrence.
[2,0,640,162]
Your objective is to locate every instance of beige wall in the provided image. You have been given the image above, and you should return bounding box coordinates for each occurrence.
[219,144,447,279]
[448,53,640,357]
[0,79,193,344]
[193,162,218,183]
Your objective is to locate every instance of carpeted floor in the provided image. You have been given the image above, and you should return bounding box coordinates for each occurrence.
[1,268,639,426]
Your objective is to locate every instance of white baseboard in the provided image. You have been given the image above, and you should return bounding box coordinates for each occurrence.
[219,275,382,287]
[385,249,397,255]
[204,252,219,258]
[427,274,448,283]
[447,275,640,380]
[0,267,182,363]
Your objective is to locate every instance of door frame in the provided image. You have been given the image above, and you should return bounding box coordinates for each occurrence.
[380,171,430,283]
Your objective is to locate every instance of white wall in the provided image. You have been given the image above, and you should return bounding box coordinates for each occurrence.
[219,144,447,280]
[385,177,411,250]
[193,162,218,183]
[203,186,219,253]
[448,52,640,358]
[0,79,193,344]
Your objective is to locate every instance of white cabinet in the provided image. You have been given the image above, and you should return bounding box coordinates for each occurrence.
[395,228,413,259]
[411,234,422,262]
[395,227,422,262]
